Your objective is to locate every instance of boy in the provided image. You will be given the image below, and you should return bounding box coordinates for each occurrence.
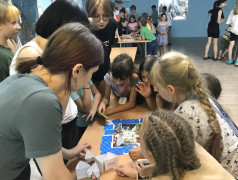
[149,5,159,28]
[128,5,140,21]
[139,18,157,56]
[0,1,21,82]
[218,25,231,60]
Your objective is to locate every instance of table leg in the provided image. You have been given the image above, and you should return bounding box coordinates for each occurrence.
[120,43,122,48]
[144,42,147,58]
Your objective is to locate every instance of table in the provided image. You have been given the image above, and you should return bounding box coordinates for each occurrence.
[110,47,137,63]
[67,104,150,180]
[117,39,149,58]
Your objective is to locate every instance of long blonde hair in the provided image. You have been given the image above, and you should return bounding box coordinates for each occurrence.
[0,0,20,24]
[150,51,222,160]
[233,3,238,15]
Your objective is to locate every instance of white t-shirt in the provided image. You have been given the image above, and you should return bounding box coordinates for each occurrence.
[227,10,238,35]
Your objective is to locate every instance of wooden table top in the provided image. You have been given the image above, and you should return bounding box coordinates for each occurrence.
[67,104,150,180]
[110,47,137,63]
[118,39,149,44]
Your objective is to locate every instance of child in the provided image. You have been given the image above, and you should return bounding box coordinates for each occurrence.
[157,13,168,56]
[116,8,125,22]
[149,5,159,28]
[149,51,238,177]
[0,1,20,82]
[202,73,222,99]
[203,0,227,60]
[218,25,231,60]
[98,53,140,115]
[117,18,128,36]
[115,110,235,180]
[128,15,140,35]
[227,3,238,66]
[162,6,172,45]
[139,18,157,56]
[71,81,101,138]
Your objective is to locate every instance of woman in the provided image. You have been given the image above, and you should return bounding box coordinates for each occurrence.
[86,0,120,95]
[0,22,103,180]
[115,110,234,180]
[203,0,227,60]
[9,0,90,164]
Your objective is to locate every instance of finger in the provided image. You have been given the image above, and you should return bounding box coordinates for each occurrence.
[82,114,88,118]
[86,114,92,121]
[135,162,141,172]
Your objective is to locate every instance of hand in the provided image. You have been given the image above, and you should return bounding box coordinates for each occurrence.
[136,82,152,98]
[135,161,155,178]
[85,108,97,122]
[114,162,137,178]
[98,102,106,114]
[129,147,144,161]
[104,107,114,116]
[72,142,91,160]
[118,36,122,42]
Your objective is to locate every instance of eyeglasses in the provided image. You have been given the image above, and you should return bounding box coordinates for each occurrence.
[92,15,110,22]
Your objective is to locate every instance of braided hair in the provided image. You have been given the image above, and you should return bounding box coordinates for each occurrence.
[150,51,222,160]
[142,110,201,180]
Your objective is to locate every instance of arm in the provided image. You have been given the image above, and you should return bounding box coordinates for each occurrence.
[165,23,169,33]
[86,84,101,121]
[105,86,137,115]
[226,11,233,25]
[36,151,72,180]
[98,83,111,113]
[157,23,160,33]
[115,28,122,42]
[217,10,226,24]
[74,84,91,114]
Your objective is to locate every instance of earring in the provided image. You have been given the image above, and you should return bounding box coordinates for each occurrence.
[74,78,77,87]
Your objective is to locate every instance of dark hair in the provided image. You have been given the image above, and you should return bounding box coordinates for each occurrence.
[16,23,104,92]
[151,5,156,9]
[142,110,201,179]
[162,6,167,11]
[130,5,136,10]
[119,8,124,13]
[160,12,167,21]
[217,0,227,6]
[140,18,147,27]
[111,53,133,80]
[139,56,157,74]
[202,73,222,99]
[142,13,148,19]
[129,15,136,23]
[35,0,89,38]
[86,0,114,18]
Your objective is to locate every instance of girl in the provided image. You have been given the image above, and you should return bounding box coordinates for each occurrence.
[226,3,238,65]
[157,13,168,56]
[71,80,101,138]
[86,0,121,95]
[117,18,128,36]
[115,110,235,180]
[98,53,140,115]
[203,0,227,60]
[0,23,103,180]
[150,51,238,178]
[136,56,164,110]
[128,15,140,35]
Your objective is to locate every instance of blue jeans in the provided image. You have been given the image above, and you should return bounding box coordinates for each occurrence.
[147,39,157,55]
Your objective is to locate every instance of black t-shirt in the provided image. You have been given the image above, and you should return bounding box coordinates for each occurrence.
[91,18,117,82]
[208,7,224,27]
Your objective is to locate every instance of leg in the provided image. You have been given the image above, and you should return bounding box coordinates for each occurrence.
[222,49,228,59]
[218,50,222,59]
[213,38,218,59]
[168,26,172,45]
[204,37,212,58]
[228,41,235,60]
[159,45,162,56]
[145,42,148,57]
[164,45,167,54]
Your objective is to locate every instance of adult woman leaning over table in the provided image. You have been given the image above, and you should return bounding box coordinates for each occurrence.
[0,22,103,180]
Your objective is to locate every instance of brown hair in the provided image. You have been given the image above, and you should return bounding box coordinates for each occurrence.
[86,0,114,17]
[150,51,222,160]
[0,0,20,24]
[142,110,201,180]
[16,22,104,91]
[202,73,222,99]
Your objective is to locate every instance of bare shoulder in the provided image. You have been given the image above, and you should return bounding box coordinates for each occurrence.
[18,46,41,59]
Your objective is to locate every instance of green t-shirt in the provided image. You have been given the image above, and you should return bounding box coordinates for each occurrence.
[0,45,14,82]
[140,26,156,42]
[0,74,62,179]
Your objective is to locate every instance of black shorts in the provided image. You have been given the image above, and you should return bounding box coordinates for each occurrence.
[207,25,219,38]
[230,31,238,41]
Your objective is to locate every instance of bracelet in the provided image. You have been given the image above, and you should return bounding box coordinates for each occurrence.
[83,88,90,89]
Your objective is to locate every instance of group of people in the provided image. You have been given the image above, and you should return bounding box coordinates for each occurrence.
[114,1,172,57]
[204,0,238,66]
[0,0,238,180]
